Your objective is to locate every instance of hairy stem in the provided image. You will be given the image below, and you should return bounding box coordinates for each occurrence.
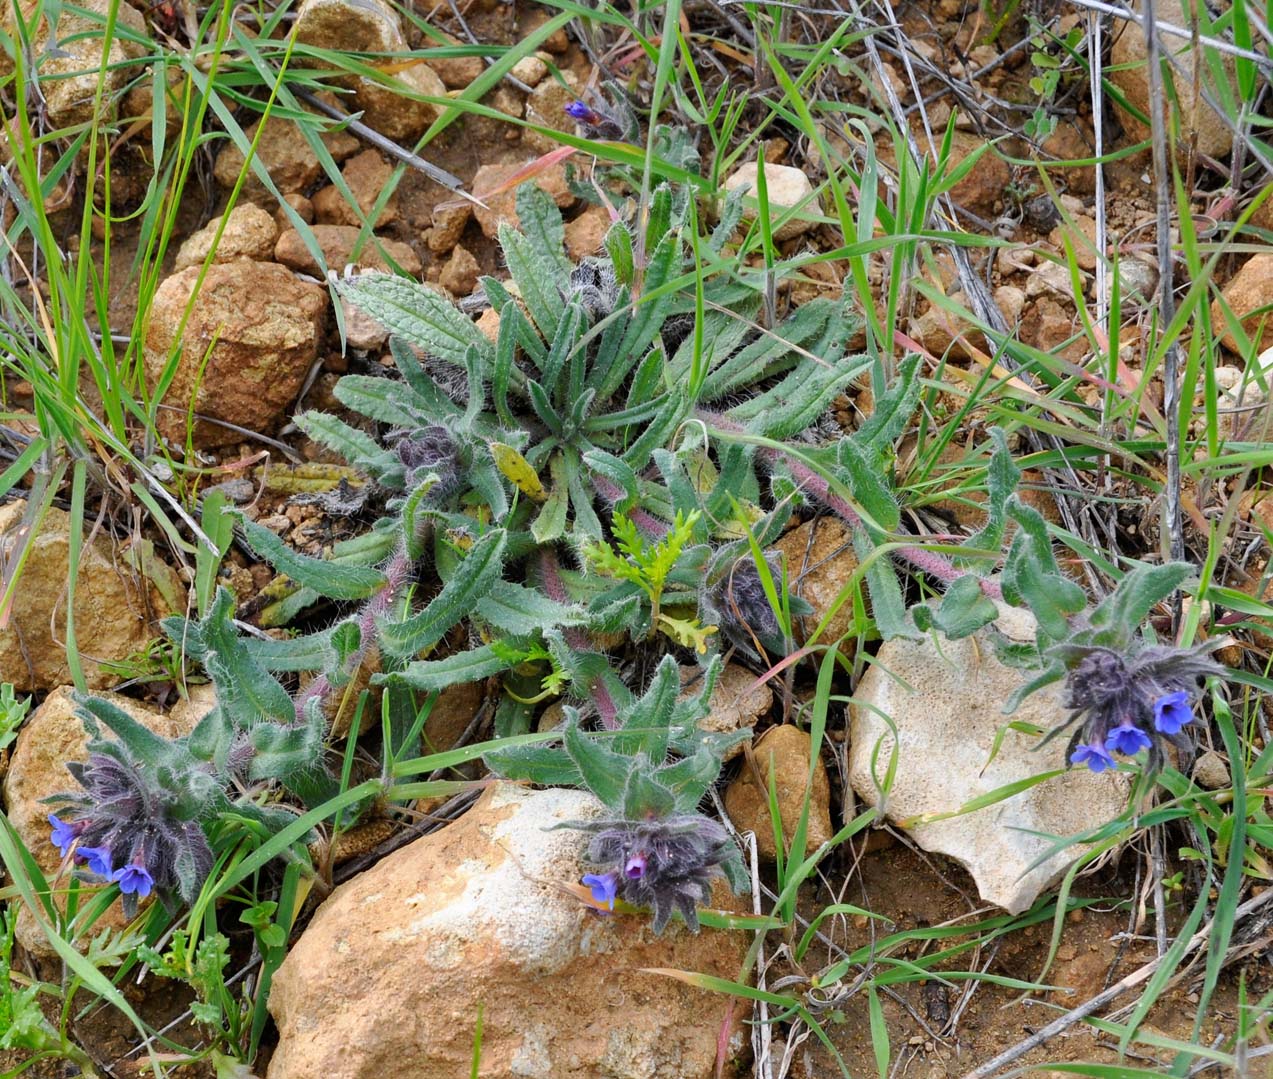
[700,411,1003,601]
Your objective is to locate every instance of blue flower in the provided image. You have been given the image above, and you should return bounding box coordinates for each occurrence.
[565,100,599,123]
[76,846,113,877]
[582,872,618,911]
[623,852,648,880]
[1071,742,1117,773]
[112,862,154,899]
[1153,691,1193,735]
[48,814,81,857]
[1105,721,1152,757]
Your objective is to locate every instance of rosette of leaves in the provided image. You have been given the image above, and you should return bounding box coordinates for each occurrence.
[484,653,750,931]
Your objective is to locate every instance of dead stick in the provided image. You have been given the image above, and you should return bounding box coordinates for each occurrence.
[961,888,1273,1079]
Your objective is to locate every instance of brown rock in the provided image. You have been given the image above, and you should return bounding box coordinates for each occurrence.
[523,71,583,154]
[773,517,861,647]
[1108,0,1235,162]
[0,503,181,691]
[428,199,472,254]
[1039,121,1096,196]
[911,292,974,359]
[682,664,772,761]
[353,62,446,141]
[438,243,479,296]
[422,681,486,753]
[311,149,400,228]
[214,112,360,194]
[1212,253,1273,354]
[2,687,197,957]
[564,204,612,260]
[174,203,279,271]
[946,130,1011,216]
[724,725,833,860]
[267,784,748,1079]
[144,260,327,447]
[472,160,575,240]
[274,224,422,276]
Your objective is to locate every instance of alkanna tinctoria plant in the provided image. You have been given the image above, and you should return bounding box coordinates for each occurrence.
[486,654,749,932]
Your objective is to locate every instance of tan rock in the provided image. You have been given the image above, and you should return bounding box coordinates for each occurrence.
[1048,216,1100,272]
[1192,750,1231,790]
[274,224,422,276]
[911,292,974,359]
[848,602,1129,914]
[2,687,197,956]
[724,725,833,860]
[564,204,612,261]
[174,203,279,271]
[471,160,575,239]
[510,53,549,88]
[312,149,399,228]
[723,161,823,242]
[292,0,405,56]
[267,785,748,1079]
[214,112,360,194]
[425,33,485,89]
[476,307,501,343]
[1108,0,1235,161]
[144,260,327,447]
[438,243,479,296]
[1212,253,1273,354]
[3,0,149,126]
[994,284,1027,325]
[523,70,583,154]
[428,199,472,254]
[353,62,446,141]
[681,664,772,760]
[773,517,861,648]
[340,287,391,351]
[0,503,181,691]
[277,193,315,229]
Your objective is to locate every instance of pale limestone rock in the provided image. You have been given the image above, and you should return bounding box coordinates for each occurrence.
[724,162,822,241]
[267,785,747,1079]
[848,602,1129,914]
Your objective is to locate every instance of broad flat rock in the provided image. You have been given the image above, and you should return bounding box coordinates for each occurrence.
[848,602,1129,914]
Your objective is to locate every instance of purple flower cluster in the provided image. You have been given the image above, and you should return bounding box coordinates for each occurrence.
[1057,643,1222,775]
[49,813,155,899]
[575,815,732,932]
[49,748,213,915]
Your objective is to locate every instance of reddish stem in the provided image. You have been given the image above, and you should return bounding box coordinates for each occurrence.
[699,410,1003,602]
